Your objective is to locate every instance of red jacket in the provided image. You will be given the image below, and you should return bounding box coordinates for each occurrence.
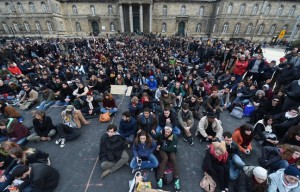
[8,66,22,75]
[234,60,249,76]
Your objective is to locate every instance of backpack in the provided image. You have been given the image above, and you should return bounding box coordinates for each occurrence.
[230,106,244,119]
[200,172,216,192]
[243,104,255,117]
[99,112,111,123]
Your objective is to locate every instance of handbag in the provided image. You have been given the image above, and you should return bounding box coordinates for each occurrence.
[200,172,216,192]
[230,106,244,119]
[99,112,111,122]
[136,182,152,192]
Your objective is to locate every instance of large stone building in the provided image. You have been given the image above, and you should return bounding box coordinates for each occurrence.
[0,0,299,42]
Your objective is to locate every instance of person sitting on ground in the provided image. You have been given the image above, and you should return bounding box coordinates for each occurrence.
[55,81,74,106]
[101,92,118,115]
[130,130,158,173]
[36,86,56,110]
[99,124,129,178]
[202,141,229,192]
[223,132,245,181]
[232,124,254,155]
[27,110,56,142]
[0,118,30,145]
[219,87,232,111]
[0,80,14,100]
[156,126,181,191]
[236,166,268,192]
[9,146,50,165]
[81,92,100,116]
[128,96,143,118]
[196,112,223,143]
[137,108,158,136]
[205,89,222,118]
[119,111,137,147]
[0,141,18,174]
[169,82,185,108]
[268,165,300,192]
[283,125,300,146]
[0,101,21,119]
[282,79,300,111]
[156,108,181,136]
[186,95,202,119]
[250,89,267,109]
[19,85,38,110]
[253,115,278,146]
[178,103,194,146]
[159,90,176,112]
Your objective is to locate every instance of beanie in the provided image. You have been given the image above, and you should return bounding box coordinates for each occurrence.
[253,166,268,180]
[284,165,300,178]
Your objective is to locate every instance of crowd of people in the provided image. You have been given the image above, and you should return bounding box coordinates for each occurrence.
[0,34,300,191]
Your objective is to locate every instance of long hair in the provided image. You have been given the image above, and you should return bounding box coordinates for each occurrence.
[240,124,253,139]
[10,146,36,164]
[134,130,152,148]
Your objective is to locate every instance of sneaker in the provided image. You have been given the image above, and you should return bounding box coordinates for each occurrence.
[188,137,194,146]
[174,178,181,191]
[55,138,62,145]
[60,138,65,148]
[199,137,203,143]
[131,167,141,173]
[157,178,163,190]
[183,135,188,142]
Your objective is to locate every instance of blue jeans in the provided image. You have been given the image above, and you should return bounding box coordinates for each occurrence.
[270,160,289,171]
[16,137,27,145]
[101,107,118,114]
[55,100,69,106]
[220,97,231,108]
[130,154,159,169]
[156,125,181,136]
[229,154,245,180]
[0,174,13,191]
[38,100,55,110]
[0,136,8,142]
[124,134,135,144]
[233,97,249,105]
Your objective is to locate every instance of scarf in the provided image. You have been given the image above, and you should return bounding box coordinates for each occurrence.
[86,97,94,110]
[210,145,228,163]
[285,112,298,119]
[282,172,299,190]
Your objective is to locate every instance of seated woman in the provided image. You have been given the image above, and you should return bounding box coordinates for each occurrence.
[283,125,300,146]
[156,126,181,191]
[0,141,18,174]
[202,141,229,192]
[0,118,30,145]
[232,124,254,155]
[27,110,56,142]
[72,82,89,108]
[253,115,278,146]
[130,131,158,173]
[0,101,21,120]
[128,96,143,118]
[81,92,100,116]
[250,90,267,109]
[56,82,74,107]
[141,92,153,111]
[101,92,118,115]
[9,146,50,165]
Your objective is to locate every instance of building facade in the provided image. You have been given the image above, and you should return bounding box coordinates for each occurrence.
[0,0,299,42]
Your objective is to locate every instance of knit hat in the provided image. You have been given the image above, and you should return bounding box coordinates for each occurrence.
[150,76,154,79]
[284,165,300,178]
[161,90,168,95]
[262,84,269,90]
[164,126,173,132]
[253,167,268,180]
[279,58,287,62]
[66,105,75,112]
[212,141,227,154]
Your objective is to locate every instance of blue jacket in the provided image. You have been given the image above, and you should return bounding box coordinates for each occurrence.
[146,79,158,91]
[132,140,157,158]
[119,117,137,137]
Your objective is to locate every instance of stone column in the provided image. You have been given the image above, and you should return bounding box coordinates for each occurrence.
[139,4,143,32]
[149,4,153,33]
[119,4,124,33]
[129,4,133,33]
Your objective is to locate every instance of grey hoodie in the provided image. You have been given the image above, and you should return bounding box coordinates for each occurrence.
[268,168,300,192]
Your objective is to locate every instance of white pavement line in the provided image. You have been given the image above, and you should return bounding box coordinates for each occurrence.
[84,94,126,192]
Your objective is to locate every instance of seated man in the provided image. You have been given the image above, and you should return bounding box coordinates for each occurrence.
[99,124,129,178]
[159,90,176,112]
[156,107,181,136]
[19,85,38,110]
[119,111,137,146]
[178,103,194,146]
[205,89,222,118]
[128,96,143,118]
[81,92,100,116]
[186,95,202,119]
[169,82,185,108]
[36,86,56,111]
[137,107,158,136]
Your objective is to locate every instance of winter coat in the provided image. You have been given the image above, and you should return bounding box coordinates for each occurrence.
[159,93,176,110]
[33,116,56,137]
[234,59,249,76]
[247,59,265,73]
[232,128,253,153]
[0,104,21,118]
[226,141,242,159]
[156,131,178,153]
[41,89,56,102]
[99,133,126,162]
[158,111,178,128]
[206,96,221,111]
[178,110,194,128]
[2,118,30,142]
[20,89,38,103]
[119,117,137,138]
[132,140,157,158]
[196,116,223,139]
[137,113,158,134]
[102,98,117,108]
[268,168,300,192]
[238,166,268,192]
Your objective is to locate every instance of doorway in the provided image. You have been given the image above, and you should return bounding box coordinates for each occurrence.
[178,21,185,36]
[91,21,99,35]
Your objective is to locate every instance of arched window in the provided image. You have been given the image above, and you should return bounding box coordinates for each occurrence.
[282,25,288,30]
[24,22,30,32]
[59,21,64,31]
[35,21,41,31]
[288,5,296,16]
[41,2,48,13]
[76,22,81,32]
[227,3,233,14]
[246,23,253,34]
[276,5,284,16]
[239,4,246,15]
[46,21,52,32]
[6,3,12,13]
[257,24,264,35]
[108,5,113,15]
[264,4,271,15]
[90,5,96,15]
[29,2,36,13]
[13,22,19,32]
[163,5,167,16]
[199,6,204,16]
[234,23,240,34]
[212,24,216,33]
[180,5,186,15]
[269,24,276,35]
[17,2,24,13]
[252,4,258,15]
[72,5,78,14]
[216,5,220,15]
[162,23,167,32]
[2,23,9,33]
[110,22,115,32]
[196,23,201,33]
[222,23,228,33]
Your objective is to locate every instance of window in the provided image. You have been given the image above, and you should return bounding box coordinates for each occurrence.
[90,5,96,15]
[41,2,48,13]
[282,25,288,30]
[110,22,115,32]
[6,3,12,13]
[163,5,167,16]
[59,21,64,31]
[288,5,296,16]
[24,22,30,32]
[17,2,24,13]
[227,3,233,14]
[246,23,252,34]
[239,4,246,15]
[222,23,228,33]
[269,24,276,35]
[46,21,52,32]
[264,4,271,15]
[162,23,166,32]
[252,4,258,15]
[216,5,220,15]
[199,6,204,16]
[72,5,78,14]
[29,2,36,13]
[35,21,41,31]
[108,5,113,15]
[212,24,216,33]
[257,24,264,35]
[2,23,9,33]
[180,5,186,15]
[13,22,19,32]
[76,22,81,32]
[196,23,201,33]
[276,5,284,16]
[234,23,240,34]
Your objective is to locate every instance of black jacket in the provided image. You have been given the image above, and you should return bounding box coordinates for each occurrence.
[33,116,56,137]
[99,133,126,162]
[158,111,178,128]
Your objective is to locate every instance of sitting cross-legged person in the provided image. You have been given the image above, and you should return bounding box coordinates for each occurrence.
[18,85,38,110]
